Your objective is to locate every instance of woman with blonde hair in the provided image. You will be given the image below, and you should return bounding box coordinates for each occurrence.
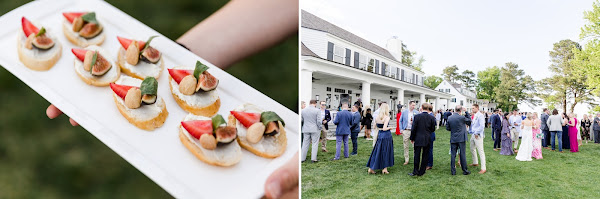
[531,112,543,159]
[366,103,394,174]
[516,113,534,161]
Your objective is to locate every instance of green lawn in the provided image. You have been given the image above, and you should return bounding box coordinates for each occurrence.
[301,128,600,198]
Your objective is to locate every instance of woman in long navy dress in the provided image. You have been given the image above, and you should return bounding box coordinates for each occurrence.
[562,113,570,150]
[500,112,514,155]
[366,103,394,174]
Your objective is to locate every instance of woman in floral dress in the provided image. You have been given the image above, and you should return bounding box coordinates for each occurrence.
[531,113,543,159]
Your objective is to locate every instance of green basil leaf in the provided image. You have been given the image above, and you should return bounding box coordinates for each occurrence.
[140,35,158,55]
[90,51,98,74]
[35,27,46,37]
[261,111,285,127]
[211,114,227,130]
[193,61,209,80]
[140,77,158,96]
[81,12,98,24]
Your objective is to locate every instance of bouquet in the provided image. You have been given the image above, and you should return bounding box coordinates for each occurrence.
[535,132,544,139]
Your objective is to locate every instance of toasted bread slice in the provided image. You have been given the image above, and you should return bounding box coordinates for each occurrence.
[232,104,287,158]
[168,66,220,117]
[62,20,105,47]
[179,114,242,166]
[16,32,62,71]
[74,45,120,86]
[112,76,168,130]
[116,47,164,80]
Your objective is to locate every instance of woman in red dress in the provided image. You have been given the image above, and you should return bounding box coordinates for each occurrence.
[395,104,403,135]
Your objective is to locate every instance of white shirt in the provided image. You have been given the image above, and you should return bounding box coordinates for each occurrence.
[373,108,380,124]
[320,109,325,122]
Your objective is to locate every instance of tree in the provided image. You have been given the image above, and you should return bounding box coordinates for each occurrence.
[442,65,459,82]
[573,1,600,101]
[424,75,443,89]
[540,39,595,113]
[413,55,425,72]
[457,70,477,90]
[476,66,501,101]
[494,62,537,111]
[401,43,424,72]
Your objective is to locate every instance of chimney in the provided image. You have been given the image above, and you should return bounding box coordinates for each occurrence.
[386,36,403,61]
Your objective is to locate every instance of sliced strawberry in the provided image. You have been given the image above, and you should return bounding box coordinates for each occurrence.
[168,68,193,84]
[71,48,88,62]
[110,83,139,100]
[230,111,261,128]
[117,36,145,51]
[181,120,213,139]
[21,17,39,37]
[62,12,86,23]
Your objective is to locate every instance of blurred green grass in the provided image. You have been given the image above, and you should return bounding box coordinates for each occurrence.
[0,0,297,198]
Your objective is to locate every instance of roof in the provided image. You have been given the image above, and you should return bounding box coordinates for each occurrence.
[301,42,319,57]
[301,10,399,62]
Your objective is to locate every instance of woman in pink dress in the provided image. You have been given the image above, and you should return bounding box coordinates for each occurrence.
[568,113,579,152]
[531,113,543,159]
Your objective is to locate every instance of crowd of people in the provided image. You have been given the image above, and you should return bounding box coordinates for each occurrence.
[301,99,600,176]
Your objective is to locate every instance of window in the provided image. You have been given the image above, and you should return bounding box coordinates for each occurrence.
[348,90,352,94]
[446,89,450,93]
[451,98,456,102]
[367,58,375,72]
[390,66,396,78]
[326,87,331,91]
[460,100,464,106]
[334,88,345,93]
[359,54,367,70]
[333,45,345,63]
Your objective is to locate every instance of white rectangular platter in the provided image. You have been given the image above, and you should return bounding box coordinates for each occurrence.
[0,0,299,198]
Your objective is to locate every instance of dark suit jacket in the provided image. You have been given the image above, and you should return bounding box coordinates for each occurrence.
[594,117,600,131]
[321,109,331,130]
[444,111,452,120]
[334,110,352,136]
[446,113,472,143]
[492,114,502,132]
[410,112,436,147]
[540,113,549,131]
[351,111,361,133]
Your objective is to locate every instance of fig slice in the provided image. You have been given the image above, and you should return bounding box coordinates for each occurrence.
[142,94,157,105]
[215,126,237,144]
[91,53,112,76]
[196,71,218,92]
[264,121,279,136]
[79,23,102,39]
[140,46,161,64]
[32,35,54,50]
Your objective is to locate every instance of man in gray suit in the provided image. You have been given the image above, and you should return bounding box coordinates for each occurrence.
[446,105,471,175]
[301,100,322,163]
[540,108,550,148]
[594,113,600,144]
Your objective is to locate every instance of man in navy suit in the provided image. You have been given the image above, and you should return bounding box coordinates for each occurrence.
[350,104,362,155]
[491,109,502,151]
[332,101,352,160]
[319,102,332,152]
[447,105,471,175]
[409,103,436,176]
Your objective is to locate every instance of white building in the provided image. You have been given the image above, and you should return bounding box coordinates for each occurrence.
[434,80,486,112]
[301,10,453,113]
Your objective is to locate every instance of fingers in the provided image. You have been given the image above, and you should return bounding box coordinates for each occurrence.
[46,104,63,119]
[264,152,299,199]
[69,118,79,126]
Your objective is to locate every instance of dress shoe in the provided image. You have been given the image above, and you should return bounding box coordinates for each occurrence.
[312,160,319,163]
[468,164,479,167]
[463,171,471,175]
[451,172,456,175]
[351,152,357,156]
[302,160,305,163]
[479,170,487,174]
[330,158,339,161]
[426,167,432,170]
[408,173,417,176]
[322,149,329,152]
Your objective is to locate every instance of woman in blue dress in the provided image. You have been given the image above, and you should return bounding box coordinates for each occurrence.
[366,103,394,174]
[562,113,570,150]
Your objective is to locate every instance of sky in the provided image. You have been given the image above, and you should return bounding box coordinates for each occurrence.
[301,0,596,81]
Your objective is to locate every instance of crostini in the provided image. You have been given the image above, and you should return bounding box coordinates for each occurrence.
[72,45,120,86]
[17,17,62,71]
[179,113,242,166]
[110,76,168,130]
[230,103,287,158]
[62,12,105,47]
[116,36,164,79]
[168,61,220,117]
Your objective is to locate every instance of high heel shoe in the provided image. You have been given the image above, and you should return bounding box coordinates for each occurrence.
[368,169,375,174]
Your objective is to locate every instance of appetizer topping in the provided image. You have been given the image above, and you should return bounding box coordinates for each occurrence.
[71,48,88,62]
[193,61,218,92]
[72,16,84,32]
[117,36,146,51]
[212,115,237,144]
[82,50,95,71]
[178,75,197,95]
[91,53,111,76]
[31,28,54,50]
[24,34,35,50]
[230,111,261,128]
[110,83,138,100]
[63,12,86,23]
[199,134,217,150]
[181,120,213,139]
[125,41,140,65]
[140,46,161,64]
[124,87,142,109]
[21,17,39,37]
[246,122,266,144]
[74,12,102,39]
[261,111,285,136]
[140,77,158,105]
[168,68,192,84]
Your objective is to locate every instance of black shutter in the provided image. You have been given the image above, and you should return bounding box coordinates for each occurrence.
[401,69,405,81]
[381,62,386,75]
[412,74,415,84]
[327,42,334,61]
[396,68,400,80]
[375,60,379,74]
[421,77,424,86]
[416,75,419,84]
[353,51,359,68]
[345,49,352,66]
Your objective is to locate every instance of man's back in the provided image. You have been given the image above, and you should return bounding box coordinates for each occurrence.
[302,106,321,133]
[447,113,471,143]
[593,117,600,130]
[410,112,435,146]
[334,110,353,135]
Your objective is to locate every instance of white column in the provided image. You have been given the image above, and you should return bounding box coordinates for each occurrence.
[435,97,440,111]
[397,88,404,107]
[447,99,451,110]
[362,81,371,108]
[301,69,313,103]
[420,93,426,107]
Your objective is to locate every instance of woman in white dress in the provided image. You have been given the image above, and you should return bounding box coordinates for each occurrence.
[516,113,534,161]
